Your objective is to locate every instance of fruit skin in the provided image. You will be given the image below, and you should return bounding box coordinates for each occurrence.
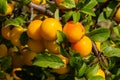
[0,44,8,58]
[71,36,92,57]
[1,26,11,40]
[0,1,15,16]
[95,42,101,51]
[10,26,24,47]
[41,18,62,40]
[22,50,37,65]
[27,39,45,53]
[114,7,120,22]
[12,54,24,68]
[51,53,69,74]
[32,0,41,4]
[63,21,85,43]
[4,72,11,80]
[33,14,48,20]
[44,40,59,54]
[32,0,46,4]
[52,65,69,74]
[57,53,69,65]
[27,20,42,40]
[95,69,105,78]
[56,0,66,10]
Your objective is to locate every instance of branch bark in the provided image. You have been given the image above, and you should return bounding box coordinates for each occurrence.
[28,2,54,17]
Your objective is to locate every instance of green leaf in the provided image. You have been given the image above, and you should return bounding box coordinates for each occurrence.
[75,77,86,80]
[0,56,12,71]
[85,64,99,78]
[58,44,68,57]
[62,10,74,23]
[78,63,87,77]
[20,0,31,5]
[56,30,67,44]
[89,76,105,80]
[88,28,110,42]
[69,54,82,68]
[113,26,120,39]
[4,16,25,27]
[33,54,64,68]
[20,31,29,46]
[104,7,114,19]
[7,0,12,3]
[0,0,7,14]
[81,0,98,16]
[0,71,5,78]
[83,0,98,9]
[98,12,106,23]
[54,9,59,20]
[56,31,68,57]
[103,46,120,57]
[47,1,57,13]
[72,11,80,23]
[81,8,96,16]
[97,0,107,3]
[104,1,117,18]
[61,0,76,9]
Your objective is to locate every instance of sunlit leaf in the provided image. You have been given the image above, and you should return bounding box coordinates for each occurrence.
[0,0,7,14]
[33,54,64,68]
[54,9,59,20]
[88,28,110,42]
[20,0,31,5]
[85,64,99,78]
[72,11,80,23]
[62,11,74,23]
[61,0,76,9]
[78,63,87,77]
[4,16,25,27]
[89,76,105,80]
[81,0,98,16]
[103,46,120,57]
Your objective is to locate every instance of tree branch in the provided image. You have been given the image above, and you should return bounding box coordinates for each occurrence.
[28,2,54,17]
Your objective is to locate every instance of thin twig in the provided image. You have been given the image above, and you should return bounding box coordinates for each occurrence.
[30,7,34,21]
[92,41,100,56]
[28,2,54,16]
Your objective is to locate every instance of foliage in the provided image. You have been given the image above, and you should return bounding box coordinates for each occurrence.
[0,0,120,80]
